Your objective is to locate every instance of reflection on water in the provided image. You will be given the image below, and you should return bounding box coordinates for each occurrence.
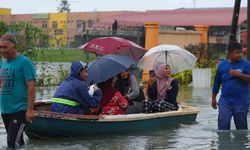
[0,86,250,149]
[213,131,250,150]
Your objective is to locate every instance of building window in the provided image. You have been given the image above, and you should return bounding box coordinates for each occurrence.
[54,29,63,35]
[42,21,47,28]
[52,21,57,29]
[77,20,83,28]
[77,20,86,33]
[88,20,94,28]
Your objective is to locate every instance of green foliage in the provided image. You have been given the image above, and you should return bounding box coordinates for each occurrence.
[172,70,192,85]
[30,49,96,62]
[0,21,48,56]
[196,57,216,68]
[172,65,217,86]
[58,64,69,83]
[0,21,8,36]
[185,43,215,68]
[210,64,218,85]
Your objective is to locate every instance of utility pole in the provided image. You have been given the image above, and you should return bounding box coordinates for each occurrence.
[229,0,241,42]
[247,0,250,60]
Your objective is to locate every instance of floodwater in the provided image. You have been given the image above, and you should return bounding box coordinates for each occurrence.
[0,86,250,150]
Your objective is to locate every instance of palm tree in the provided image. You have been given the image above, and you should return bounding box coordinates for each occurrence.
[57,0,71,13]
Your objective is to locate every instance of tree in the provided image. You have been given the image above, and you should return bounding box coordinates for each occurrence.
[184,43,215,68]
[0,21,48,52]
[0,21,8,36]
[57,0,71,13]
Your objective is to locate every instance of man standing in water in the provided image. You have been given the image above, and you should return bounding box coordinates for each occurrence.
[0,34,36,149]
[212,41,250,130]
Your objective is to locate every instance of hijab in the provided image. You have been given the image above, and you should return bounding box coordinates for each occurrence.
[156,64,173,100]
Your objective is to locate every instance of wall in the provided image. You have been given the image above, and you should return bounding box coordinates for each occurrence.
[159,30,201,48]
[0,15,11,23]
[49,13,67,48]
[11,14,32,23]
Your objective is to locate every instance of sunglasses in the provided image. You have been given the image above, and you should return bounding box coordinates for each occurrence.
[0,46,7,49]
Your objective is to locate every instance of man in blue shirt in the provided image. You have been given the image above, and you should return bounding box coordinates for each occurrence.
[212,41,250,130]
[0,34,36,149]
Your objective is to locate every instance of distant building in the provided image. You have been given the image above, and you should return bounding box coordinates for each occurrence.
[0,9,132,48]
[97,7,247,52]
[0,7,247,50]
[0,8,11,15]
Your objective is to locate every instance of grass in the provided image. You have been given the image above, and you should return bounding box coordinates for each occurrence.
[28,49,96,62]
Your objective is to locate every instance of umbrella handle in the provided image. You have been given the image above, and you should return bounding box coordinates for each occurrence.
[165,51,168,65]
[86,52,90,63]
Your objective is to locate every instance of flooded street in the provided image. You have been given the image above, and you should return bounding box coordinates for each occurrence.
[0,86,250,150]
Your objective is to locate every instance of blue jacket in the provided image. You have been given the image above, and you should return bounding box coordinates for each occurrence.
[51,61,102,114]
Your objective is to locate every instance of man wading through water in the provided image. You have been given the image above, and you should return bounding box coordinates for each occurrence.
[0,34,36,149]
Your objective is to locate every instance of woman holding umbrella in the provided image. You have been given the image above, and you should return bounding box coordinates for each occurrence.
[143,64,179,113]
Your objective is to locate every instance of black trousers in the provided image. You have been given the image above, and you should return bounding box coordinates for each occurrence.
[1,111,26,149]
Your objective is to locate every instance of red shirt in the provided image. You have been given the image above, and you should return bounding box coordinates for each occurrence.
[101,91,129,115]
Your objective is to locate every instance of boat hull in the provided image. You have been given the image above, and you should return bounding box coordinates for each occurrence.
[25,101,199,138]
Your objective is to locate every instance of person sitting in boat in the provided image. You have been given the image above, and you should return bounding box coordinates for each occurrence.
[143,64,179,113]
[115,70,144,114]
[97,77,129,115]
[51,61,102,115]
[144,69,157,100]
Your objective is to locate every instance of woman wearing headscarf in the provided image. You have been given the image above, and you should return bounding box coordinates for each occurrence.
[97,78,129,115]
[143,64,179,113]
[51,61,102,114]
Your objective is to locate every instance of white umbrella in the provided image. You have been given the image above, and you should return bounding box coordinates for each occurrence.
[137,45,197,74]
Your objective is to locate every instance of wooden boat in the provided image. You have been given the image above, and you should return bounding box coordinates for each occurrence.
[25,100,199,139]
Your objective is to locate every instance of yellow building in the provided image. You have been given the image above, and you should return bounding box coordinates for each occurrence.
[0,8,11,15]
[49,13,67,48]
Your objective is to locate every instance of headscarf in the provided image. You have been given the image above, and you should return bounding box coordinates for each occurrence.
[156,64,173,100]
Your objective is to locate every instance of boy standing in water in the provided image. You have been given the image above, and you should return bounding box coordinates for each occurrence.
[212,41,250,130]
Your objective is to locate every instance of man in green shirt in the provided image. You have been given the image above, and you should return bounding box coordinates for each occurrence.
[0,34,36,149]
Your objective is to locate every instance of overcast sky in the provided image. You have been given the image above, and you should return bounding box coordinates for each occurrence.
[0,0,248,14]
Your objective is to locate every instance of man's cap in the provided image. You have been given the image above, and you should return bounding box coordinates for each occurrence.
[0,34,18,45]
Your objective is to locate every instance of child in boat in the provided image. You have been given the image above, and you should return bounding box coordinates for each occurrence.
[97,78,129,115]
[143,64,179,113]
[51,61,102,115]
[144,69,157,100]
